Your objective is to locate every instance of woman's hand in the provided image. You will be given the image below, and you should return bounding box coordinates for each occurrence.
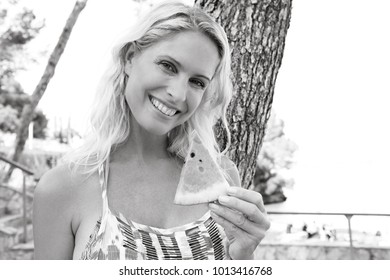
[208,187,271,260]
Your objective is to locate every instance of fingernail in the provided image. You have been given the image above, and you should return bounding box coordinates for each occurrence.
[227,188,237,195]
[219,196,229,204]
[209,203,218,210]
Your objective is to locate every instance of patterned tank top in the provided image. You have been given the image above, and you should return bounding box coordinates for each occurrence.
[80,159,229,260]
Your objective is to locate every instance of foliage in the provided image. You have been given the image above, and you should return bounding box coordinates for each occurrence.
[252,111,298,204]
[0,92,48,138]
[31,109,48,139]
[0,104,19,132]
[0,0,44,88]
[0,0,48,138]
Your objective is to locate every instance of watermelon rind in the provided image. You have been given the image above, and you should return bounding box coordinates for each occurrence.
[174,181,230,205]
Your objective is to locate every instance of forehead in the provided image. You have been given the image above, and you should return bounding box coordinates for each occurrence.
[140,31,220,78]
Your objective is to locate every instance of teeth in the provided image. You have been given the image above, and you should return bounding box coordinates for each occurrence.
[151,97,177,117]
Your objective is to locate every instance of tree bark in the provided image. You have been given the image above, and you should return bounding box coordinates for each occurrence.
[11,0,88,164]
[196,0,292,189]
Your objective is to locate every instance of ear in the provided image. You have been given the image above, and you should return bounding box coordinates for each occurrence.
[124,52,134,76]
[124,59,132,76]
[124,43,137,76]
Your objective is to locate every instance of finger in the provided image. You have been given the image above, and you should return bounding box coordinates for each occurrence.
[210,209,247,237]
[218,195,270,228]
[227,187,266,213]
[209,202,264,237]
[209,210,266,242]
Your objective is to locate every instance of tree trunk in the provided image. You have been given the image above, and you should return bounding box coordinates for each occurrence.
[196,0,292,189]
[11,0,88,164]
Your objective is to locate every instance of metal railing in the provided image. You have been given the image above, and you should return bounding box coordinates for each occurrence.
[266,210,390,259]
[0,154,35,243]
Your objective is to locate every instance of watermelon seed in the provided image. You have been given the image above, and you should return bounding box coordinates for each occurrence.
[190,152,195,158]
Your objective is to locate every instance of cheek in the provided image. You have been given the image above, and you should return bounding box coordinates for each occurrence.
[123,80,145,116]
[124,73,150,102]
[124,82,137,106]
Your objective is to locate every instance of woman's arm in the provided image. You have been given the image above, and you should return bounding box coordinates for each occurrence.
[33,165,75,259]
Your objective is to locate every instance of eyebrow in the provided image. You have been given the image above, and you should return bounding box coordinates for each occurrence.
[159,55,212,82]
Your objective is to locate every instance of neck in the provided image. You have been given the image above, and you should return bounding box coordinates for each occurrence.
[112,116,171,163]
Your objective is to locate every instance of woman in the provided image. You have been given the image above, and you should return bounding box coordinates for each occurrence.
[33,1,270,260]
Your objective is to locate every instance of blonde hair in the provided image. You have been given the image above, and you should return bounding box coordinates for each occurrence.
[64,0,233,176]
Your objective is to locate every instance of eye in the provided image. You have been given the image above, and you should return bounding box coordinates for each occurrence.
[157,60,177,73]
[190,78,205,89]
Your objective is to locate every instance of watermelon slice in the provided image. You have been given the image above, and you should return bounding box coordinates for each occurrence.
[174,130,230,205]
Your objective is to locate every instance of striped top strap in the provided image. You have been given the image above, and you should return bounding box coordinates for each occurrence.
[97,159,110,236]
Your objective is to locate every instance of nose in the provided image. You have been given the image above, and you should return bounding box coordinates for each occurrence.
[167,76,187,103]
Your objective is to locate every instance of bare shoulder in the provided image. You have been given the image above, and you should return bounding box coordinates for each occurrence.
[33,163,86,259]
[35,164,72,196]
[33,163,88,210]
[34,163,94,200]
[220,155,241,187]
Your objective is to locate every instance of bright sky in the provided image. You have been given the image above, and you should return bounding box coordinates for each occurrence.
[16,0,390,214]
[272,0,390,213]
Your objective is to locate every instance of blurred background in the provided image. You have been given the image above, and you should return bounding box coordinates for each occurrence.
[0,0,389,259]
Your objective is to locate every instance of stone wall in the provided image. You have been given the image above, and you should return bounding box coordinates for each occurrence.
[255,243,390,260]
[2,243,390,260]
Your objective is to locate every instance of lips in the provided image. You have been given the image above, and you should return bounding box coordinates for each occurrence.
[149,96,180,117]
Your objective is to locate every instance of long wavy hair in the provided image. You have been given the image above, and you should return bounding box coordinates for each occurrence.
[64,0,233,176]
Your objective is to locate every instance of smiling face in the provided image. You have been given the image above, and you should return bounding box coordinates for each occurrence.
[124,31,220,136]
